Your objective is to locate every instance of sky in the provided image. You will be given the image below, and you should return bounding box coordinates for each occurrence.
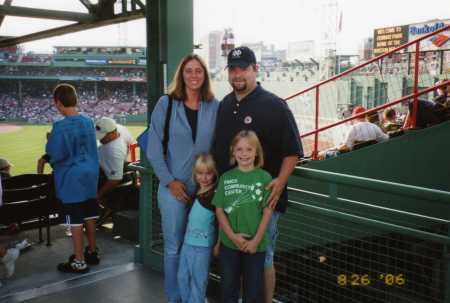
[0,0,449,54]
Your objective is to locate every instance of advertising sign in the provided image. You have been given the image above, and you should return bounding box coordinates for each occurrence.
[86,58,107,65]
[407,20,450,52]
[108,59,136,65]
[373,25,409,56]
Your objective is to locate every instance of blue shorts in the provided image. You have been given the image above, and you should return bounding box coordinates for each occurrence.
[62,199,99,226]
[265,211,280,268]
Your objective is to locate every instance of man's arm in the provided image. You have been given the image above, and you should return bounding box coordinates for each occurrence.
[266,155,299,208]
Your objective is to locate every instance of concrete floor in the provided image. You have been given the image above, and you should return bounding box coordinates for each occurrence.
[0,224,222,303]
[0,225,168,303]
[5,264,167,303]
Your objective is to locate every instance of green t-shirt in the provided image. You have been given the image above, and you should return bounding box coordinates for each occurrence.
[212,167,272,252]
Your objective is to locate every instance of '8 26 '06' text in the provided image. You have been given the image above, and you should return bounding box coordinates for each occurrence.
[337,273,405,286]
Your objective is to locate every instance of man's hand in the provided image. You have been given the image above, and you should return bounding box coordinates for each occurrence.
[168,180,190,203]
[37,157,47,174]
[266,177,286,209]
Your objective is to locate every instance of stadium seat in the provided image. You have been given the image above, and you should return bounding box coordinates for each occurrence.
[1,174,58,246]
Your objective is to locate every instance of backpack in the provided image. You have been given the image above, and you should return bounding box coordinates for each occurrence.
[137,95,173,159]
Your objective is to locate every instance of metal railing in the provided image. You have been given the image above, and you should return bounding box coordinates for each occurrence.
[273,167,450,303]
[283,25,450,159]
[131,161,450,302]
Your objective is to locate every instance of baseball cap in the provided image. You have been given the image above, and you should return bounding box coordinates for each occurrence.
[96,117,117,140]
[0,158,12,171]
[352,105,366,116]
[227,46,257,68]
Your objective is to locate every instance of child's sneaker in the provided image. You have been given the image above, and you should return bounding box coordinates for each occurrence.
[57,257,89,274]
[2,248,19,277]
[84,246,100,266]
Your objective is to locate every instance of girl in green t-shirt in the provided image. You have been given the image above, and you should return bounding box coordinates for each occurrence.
[213,130,273,302]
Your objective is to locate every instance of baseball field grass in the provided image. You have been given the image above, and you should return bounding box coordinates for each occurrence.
[0,123,146,175]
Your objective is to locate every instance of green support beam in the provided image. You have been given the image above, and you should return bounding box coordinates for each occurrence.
[147,0,193,116]
[0,10,145,48]
[0,0,13,28]
[0,5,95,22]
[139,0,193,267]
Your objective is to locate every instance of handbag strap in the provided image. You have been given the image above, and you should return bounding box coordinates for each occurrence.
[162,94,173,157]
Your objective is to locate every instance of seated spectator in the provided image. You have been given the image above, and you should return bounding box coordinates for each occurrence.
[318,106,388,159]
[403,99,444,129]
[0,245,19,285]
[0,158,13,181]
[382,108,402,133]
[434,80,449,107]
[0,180,29,286]
[95,117,134,223]
[343,106,389,149]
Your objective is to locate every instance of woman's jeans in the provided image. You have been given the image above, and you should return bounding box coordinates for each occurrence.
[177,244,212,303]
[158,184,188,303]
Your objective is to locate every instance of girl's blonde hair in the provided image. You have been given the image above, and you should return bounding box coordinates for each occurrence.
[229,130,264,168]
[192,153,218,185]
[167,54,214,102]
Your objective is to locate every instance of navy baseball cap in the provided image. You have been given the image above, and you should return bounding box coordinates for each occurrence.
[227,46,257,68]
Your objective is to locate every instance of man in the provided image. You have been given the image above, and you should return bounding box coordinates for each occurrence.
[95,117,134,222]
[0,181,18,287]
[0,158,13,181]
[403,99,444,129]
[434,80,449,107]
[343,106,389,150]
[213,46,303,302]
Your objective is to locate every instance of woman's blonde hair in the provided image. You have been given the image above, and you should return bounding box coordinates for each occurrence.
[167,54,214,102]
[192,153,218,185]
[229,130,264,168]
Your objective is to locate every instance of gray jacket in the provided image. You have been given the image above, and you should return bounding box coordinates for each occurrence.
[147,95,219,194]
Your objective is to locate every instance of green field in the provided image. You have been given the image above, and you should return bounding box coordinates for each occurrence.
[0,124,146,175]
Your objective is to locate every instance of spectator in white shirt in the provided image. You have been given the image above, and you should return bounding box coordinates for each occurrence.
[344,106,389,149]
[318,106,388,159]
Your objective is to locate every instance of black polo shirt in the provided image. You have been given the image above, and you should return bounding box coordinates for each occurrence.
[213,84,303,213]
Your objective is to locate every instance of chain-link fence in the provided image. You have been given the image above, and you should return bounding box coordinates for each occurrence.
[140,166,450,303]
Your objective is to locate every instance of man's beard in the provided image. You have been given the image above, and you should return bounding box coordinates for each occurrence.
[230,79,247,92]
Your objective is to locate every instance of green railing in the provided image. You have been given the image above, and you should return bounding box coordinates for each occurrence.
[131,163,450,303]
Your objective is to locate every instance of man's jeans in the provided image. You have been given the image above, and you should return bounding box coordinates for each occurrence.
[158,184,188,303]
[177,244,212,303]
[265,211,280,268]
[219,245,265,303]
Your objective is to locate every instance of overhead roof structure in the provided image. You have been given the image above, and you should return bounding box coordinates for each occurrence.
[0,0,146,48]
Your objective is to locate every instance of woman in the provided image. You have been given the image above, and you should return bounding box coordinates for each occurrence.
[146,54,218,303]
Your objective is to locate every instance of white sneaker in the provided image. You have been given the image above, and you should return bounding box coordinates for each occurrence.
[2,248,19,277]
[15,239,31,251]
[65,226,72,237]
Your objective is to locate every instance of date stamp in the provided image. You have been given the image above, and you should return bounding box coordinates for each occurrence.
[336,273,406,286]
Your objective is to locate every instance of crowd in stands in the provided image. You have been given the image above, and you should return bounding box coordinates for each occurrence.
[357,50,449,76]
[211,65,320,84]
[0,81,147,123]
[20,55,52,65]
[0,66,146,79]
[317,80,449,160]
